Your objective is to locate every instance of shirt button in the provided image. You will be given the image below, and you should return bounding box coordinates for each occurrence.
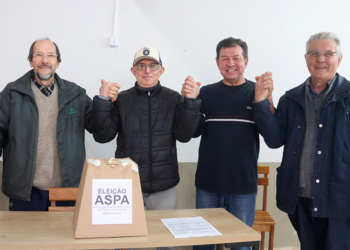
[316,179,320,183]
[319,124,323,128]
[318,151,322,154]
[298,126,300,129]
[314,208,318,211]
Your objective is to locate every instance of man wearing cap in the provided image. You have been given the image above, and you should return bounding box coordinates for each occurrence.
[92,46,201,220]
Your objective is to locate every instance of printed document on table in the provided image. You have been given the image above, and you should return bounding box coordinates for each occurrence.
[161,216,222,238]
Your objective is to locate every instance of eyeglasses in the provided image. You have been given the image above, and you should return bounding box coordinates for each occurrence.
[134,63,160,71]
[33,53,58,60]
[307,50,337,58]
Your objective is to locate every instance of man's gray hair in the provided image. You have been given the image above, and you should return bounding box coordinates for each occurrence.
[27,37,62,63]
[306,32,342,57]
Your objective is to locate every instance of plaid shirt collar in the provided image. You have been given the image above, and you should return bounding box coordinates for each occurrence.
[32,73,55,97]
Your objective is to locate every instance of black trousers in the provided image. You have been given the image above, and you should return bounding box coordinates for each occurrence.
[9,187,75,211]
[288,197,350,250]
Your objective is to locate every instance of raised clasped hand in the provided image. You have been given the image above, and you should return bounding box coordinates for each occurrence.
[181,75,201,99]
[254,72,273,103]
[100,79,121,102]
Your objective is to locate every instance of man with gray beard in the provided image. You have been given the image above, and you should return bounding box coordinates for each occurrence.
[0,38,93,211]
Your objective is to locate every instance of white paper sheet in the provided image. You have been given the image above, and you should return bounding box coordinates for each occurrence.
[161,216,222,238]
[91,179,132,225]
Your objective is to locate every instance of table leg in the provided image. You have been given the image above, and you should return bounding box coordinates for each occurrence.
[215,244,223,250]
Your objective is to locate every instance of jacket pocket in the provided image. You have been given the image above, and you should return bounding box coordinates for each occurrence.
[276,165,290,205]
[172,147,177,158]
[115,148,124,158]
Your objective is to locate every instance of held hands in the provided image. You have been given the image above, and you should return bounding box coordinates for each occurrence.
[100,79,121,102]
[181,76,201,99]
[254,72,274,103]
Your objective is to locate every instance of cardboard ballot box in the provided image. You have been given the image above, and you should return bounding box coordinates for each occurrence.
[73,158,147,239]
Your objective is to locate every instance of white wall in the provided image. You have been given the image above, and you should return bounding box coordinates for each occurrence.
[1,0,350,162]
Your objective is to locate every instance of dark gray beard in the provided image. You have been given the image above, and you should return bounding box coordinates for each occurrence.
[36,71,53,81]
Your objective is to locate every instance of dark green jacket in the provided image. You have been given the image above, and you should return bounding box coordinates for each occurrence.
[0,70,93,201]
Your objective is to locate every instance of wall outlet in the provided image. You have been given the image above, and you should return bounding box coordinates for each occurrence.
[110,36,119,47]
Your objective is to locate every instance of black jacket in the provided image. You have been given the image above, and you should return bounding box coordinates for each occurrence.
[0,70,93,201]
[92,82,201,193]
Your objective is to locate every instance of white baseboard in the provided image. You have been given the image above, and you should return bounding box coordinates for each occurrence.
[271,247,300,250]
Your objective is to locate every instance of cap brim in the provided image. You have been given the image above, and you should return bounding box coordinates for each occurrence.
[133,56,160,66]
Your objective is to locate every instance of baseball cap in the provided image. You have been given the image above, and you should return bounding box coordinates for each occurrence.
[133,45,162,66]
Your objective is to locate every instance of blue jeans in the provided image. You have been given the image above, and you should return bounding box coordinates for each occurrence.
[193,188,256,250]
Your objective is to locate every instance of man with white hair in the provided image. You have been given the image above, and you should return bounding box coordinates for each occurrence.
[254,32,350,249]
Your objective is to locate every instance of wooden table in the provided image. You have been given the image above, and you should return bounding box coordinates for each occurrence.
[0,208,260,249]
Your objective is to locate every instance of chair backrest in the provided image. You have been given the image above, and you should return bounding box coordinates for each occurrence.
[257,166,269,211]
[48,187,79,212]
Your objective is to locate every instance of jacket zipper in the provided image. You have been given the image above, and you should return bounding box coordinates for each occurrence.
[57,87,79,187]
[294,123,304,191]
[148,90,153,193]
[29,92,39,201]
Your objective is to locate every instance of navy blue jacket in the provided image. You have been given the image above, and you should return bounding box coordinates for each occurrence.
[253,73,350,218]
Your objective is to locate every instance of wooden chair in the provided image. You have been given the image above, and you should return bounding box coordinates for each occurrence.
[252,166,276,250]
[48,187,78,212]
[224,166,276,250]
